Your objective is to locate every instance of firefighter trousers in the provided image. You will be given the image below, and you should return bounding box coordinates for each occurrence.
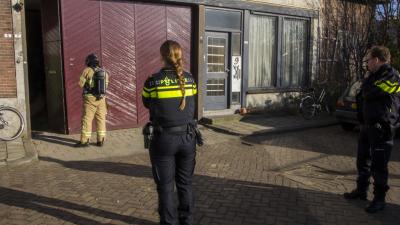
[80,96,107,143]
[149,130,196,225]
[356,124,394,201]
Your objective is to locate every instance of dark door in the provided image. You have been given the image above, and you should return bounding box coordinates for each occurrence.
[205,32,229,110]
[41,0,66,133]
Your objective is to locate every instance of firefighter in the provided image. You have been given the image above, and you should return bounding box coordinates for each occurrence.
[75,53,109,147]
[142,40,198,225]
[344,46,400,213]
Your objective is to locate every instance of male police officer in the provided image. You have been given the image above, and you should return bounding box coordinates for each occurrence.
[344,46,400,213]
[75,53,109,147]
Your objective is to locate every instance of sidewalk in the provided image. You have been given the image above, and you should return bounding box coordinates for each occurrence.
[1,115,399,224]
[31,128,146,161]
[0,137,38,166]
[2,113,338,163]
[201,112,338,136]
[1,124,399,225]
[30,113,337,161]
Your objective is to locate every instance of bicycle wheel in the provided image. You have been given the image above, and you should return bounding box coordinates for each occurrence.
[0,106,25,141]
[300,96,316,120]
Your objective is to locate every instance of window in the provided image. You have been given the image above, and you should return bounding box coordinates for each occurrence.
[346,80,361,100]
[206,37,226,96]
[206,78,225,96]
[205,9,242,31]
[248,14,310,89]
[249,15,277,88]
[207,37,226,73]
[282,18,308,87]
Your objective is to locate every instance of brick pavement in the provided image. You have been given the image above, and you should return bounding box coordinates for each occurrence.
[0,126,399,225]
[31,128,145,161]
[0,138,36,166]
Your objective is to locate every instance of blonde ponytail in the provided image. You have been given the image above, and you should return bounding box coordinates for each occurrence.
[174,58,186,110]
[160,40,186,110]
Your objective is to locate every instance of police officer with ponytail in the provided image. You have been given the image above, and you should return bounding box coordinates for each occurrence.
[142,40,198,225]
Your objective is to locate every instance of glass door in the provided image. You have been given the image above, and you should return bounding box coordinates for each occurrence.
[205,32,229,110]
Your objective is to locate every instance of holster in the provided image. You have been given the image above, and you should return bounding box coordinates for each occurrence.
[142,122,154,149]
[189,120,203,146]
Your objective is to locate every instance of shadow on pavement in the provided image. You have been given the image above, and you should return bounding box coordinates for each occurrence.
[0,186,157,225]
[32,132,77,148]
[311,164,400,180]
[39,156,153,178]
[241,125,400,163]
[38,157,400,225]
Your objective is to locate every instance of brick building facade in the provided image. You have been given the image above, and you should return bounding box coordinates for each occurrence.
[0,0,379,138]
[0,0,29,140]
[0,0,17,98]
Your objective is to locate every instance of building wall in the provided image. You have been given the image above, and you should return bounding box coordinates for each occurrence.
[244,0,320,111]
[0,0,17,98]
[246,92,300,112]
[0,0,29,138]
[244,0,320,10]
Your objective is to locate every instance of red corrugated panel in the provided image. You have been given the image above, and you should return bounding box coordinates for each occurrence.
[101,1,137,129]
[60,0,101,134]
[167,6,192,71]
[61,1,192,133]
[135,4,167,125]
[136,4,193,125]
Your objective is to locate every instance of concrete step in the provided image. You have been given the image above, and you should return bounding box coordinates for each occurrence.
[200,114,243,125]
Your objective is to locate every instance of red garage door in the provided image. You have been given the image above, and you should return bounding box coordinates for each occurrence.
[60,1,192,134]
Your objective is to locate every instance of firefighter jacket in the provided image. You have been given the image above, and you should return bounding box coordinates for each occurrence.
[356,64,400,126]
[78,66,109,97]
[142,68,197,127]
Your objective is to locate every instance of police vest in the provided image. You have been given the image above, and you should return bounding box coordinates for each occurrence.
[142,69,197,127]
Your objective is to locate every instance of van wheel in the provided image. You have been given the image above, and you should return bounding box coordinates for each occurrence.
[341,122,356,131]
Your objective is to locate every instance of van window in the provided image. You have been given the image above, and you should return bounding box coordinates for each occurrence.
[348,80,361,98]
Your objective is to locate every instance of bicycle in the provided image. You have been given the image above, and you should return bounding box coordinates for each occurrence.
[0,105,25,141]
[299,87,331,120]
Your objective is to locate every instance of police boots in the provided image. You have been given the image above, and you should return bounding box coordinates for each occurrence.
[365,199,386,213]
[365,188,387,213]
[97,138,105,147]
[74,140,90,148]
[343,189,367,200]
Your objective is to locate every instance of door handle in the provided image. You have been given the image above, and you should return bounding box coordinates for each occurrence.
[225,68,230,73]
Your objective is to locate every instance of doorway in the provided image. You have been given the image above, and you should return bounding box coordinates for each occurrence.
[204,32,230,110]
[25,0,48,131]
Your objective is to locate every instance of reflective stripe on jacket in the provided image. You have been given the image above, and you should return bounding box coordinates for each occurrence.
[357,64,400,126]
[142,68,197,127]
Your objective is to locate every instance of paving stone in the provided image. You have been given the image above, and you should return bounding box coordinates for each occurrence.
[0,125,399,225]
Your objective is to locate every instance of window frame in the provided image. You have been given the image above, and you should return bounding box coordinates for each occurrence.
[248,13,279,89]
[247,12,311,92]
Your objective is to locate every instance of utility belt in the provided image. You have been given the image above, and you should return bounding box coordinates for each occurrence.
[142,121,204,149]
[154,124,189,133]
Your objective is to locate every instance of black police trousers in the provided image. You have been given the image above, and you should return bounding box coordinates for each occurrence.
[356,124,393,200]
[150,131,196,225]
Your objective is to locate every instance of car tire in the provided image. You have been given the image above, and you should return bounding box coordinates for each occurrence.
[341,122,356,131]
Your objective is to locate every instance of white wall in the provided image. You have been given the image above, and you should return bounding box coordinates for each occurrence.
[246,92,300,111]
